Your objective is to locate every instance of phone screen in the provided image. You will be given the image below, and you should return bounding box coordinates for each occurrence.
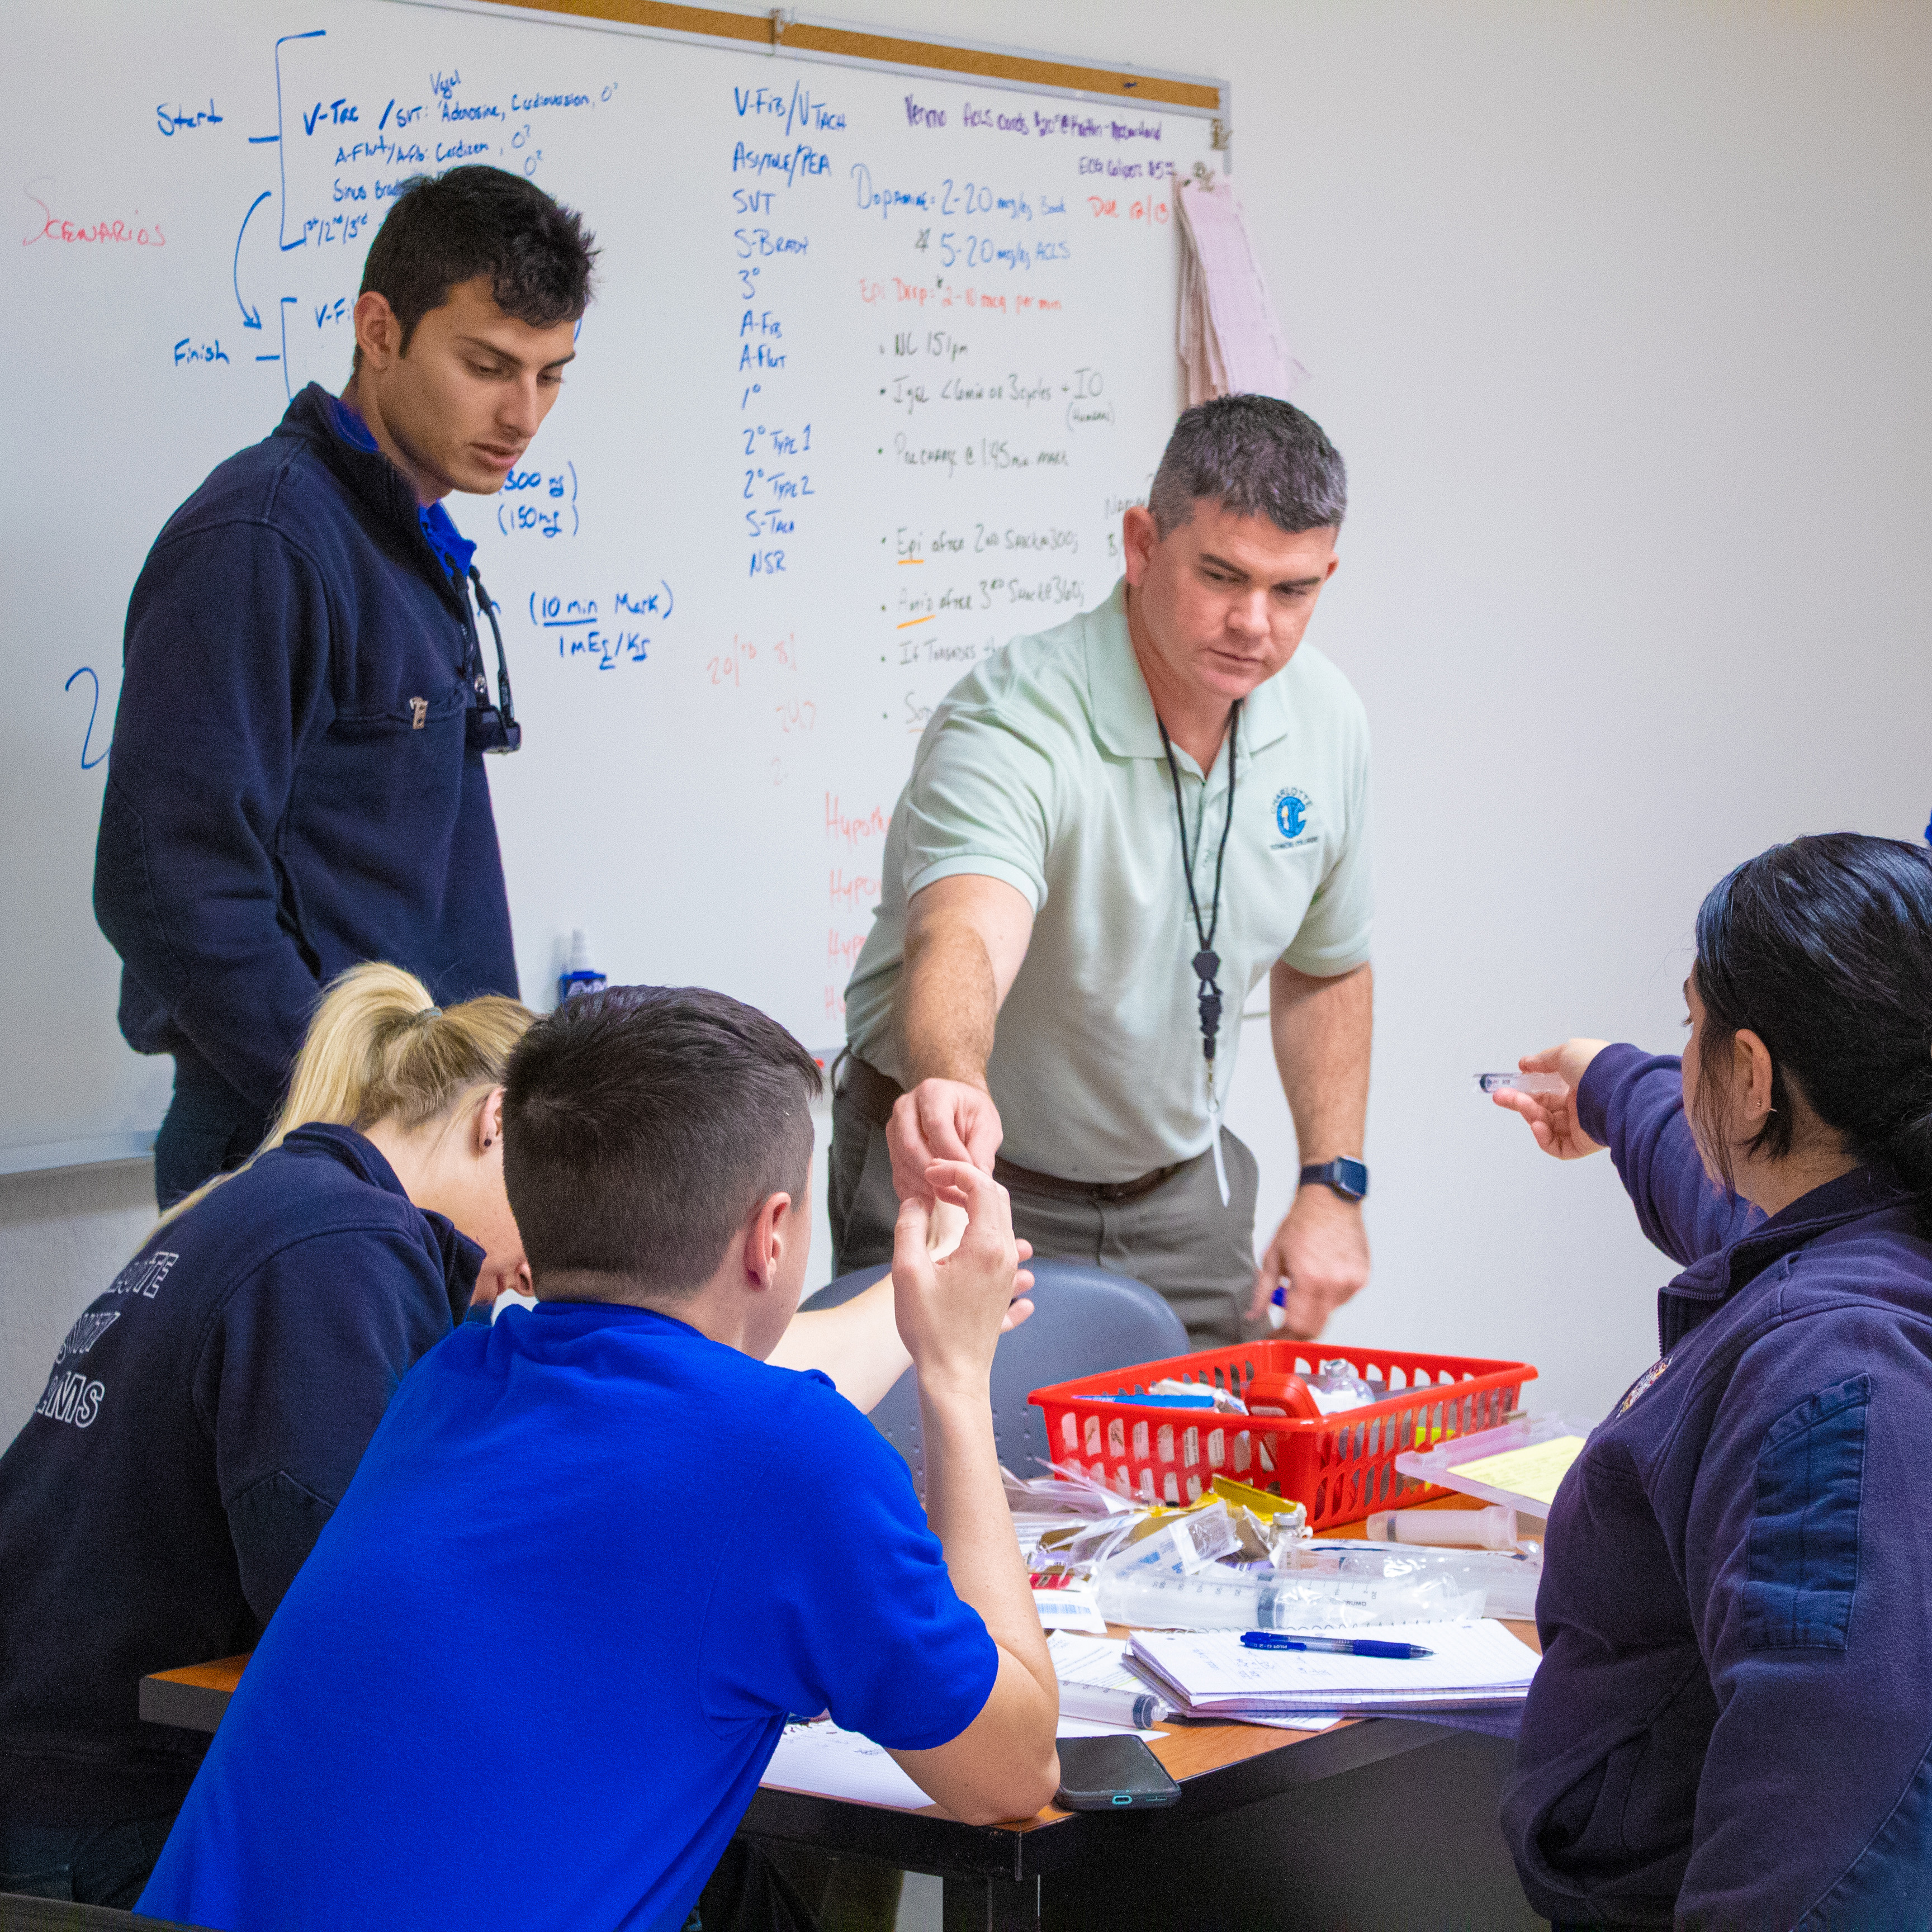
[1053,1734,1182,1810]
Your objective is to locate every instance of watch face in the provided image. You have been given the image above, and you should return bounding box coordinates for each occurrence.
[1301,1159,1368,1200]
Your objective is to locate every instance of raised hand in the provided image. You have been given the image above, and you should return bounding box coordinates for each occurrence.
[892,1161,1033,1396]
[1490,1041,1611,1159]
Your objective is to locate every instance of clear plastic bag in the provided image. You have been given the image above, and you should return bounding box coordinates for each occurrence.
[1278,1541,1543,1621]
[1093,1530,1484,1630]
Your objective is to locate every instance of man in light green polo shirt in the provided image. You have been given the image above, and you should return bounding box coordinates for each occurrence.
[834,395,1371,1344]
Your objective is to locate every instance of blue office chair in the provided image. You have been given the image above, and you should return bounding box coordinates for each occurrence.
[800,1257,1189,1491]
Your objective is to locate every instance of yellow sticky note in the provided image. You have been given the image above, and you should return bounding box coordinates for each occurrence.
[1447,1434,1587,1508]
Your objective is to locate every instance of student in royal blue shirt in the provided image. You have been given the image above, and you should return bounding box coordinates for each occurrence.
[139,984,1061,1932]
[94,165,597,1208]
[0,966,927,1912]
[1488,834,1932,1929]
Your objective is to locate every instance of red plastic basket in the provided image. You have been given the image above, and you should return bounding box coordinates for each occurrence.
[1028,1342,1537,1533]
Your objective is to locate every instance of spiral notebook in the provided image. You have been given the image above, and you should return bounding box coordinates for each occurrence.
[1129,1621,1538,1721]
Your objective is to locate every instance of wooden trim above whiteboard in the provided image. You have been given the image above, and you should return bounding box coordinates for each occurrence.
[479,0,1224,114]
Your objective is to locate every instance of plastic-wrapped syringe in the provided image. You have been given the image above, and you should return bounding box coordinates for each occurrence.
[1094,1531,1483,1631]
[1280,1541,1543,1621]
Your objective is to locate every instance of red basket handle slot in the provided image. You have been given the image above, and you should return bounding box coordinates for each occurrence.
[1243,1372,1323,1422]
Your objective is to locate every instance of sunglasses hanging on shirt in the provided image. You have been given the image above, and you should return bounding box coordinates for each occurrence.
[465,565,522,755]
[1158,702,1239,1206]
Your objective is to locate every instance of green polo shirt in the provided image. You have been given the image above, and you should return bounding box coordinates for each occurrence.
[843,579,1373,1182]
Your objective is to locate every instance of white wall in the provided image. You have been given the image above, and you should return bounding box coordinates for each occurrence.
[1,1162,159,1447]
[6,0,1929,1443]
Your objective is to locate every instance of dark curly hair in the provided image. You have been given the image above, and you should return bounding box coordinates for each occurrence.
[356,165,596,361]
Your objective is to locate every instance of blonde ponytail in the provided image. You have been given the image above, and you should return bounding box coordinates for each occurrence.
[153,963,536,1231]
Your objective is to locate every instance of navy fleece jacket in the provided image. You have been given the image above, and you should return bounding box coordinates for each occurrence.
[0,1126,479,1827]
[93,383,518,1114]
[1503,1045,1932,1930]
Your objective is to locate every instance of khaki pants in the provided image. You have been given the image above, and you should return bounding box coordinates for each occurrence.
[827,1074,1261,1347]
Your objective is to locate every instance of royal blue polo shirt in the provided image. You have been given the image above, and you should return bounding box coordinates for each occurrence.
[140,1303,998,1932]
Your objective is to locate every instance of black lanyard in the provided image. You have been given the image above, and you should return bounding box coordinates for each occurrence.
[1158,704,1239,1077]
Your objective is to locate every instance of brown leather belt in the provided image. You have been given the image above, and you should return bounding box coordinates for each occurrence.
[835,1052,1182,1206]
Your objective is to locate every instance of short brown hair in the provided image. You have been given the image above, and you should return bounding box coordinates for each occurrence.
[501,986,822,1300]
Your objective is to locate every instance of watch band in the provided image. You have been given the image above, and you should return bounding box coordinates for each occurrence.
[1300,1157,1369,1201]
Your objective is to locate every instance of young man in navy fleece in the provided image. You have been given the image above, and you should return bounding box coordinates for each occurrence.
[95,165,595,1207]
[140,985,1060,1932]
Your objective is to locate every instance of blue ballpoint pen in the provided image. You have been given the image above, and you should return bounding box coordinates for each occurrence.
[1240,1631,1433,1659]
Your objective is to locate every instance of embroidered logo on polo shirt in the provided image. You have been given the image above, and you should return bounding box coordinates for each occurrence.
[1271,787,1317,851]
[1617,1353,1671,1414]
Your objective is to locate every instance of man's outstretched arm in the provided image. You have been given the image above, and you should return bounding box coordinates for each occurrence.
[884,875,1034,1205]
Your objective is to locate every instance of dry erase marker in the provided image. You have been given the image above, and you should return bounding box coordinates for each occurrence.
[1475,1072,1566,1096]
[1240,1631,1433,1659]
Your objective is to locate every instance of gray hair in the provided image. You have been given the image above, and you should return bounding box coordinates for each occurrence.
[1147,394,1347,538]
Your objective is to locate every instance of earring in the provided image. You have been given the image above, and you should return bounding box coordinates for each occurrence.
[482,1135,494,1149]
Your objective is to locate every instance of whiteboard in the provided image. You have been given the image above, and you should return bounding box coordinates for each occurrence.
[2,0,1219,1169]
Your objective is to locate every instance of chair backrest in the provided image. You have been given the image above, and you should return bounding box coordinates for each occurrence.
[799,1258,1189,1490]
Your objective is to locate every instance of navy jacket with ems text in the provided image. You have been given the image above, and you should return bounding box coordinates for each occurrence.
[1503,1045,1932,1930]
[93,382,518,1115]
[0,1125,480,1827]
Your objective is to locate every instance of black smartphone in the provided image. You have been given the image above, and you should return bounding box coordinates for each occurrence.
[1053,1734,1182,1811]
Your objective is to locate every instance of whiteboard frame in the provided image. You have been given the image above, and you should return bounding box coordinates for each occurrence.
[417,0,1233,159]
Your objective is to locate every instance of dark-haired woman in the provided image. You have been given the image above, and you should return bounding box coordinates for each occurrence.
[1491,832,1932,1930]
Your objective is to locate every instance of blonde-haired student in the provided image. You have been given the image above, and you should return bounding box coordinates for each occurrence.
[0,963,922,1908]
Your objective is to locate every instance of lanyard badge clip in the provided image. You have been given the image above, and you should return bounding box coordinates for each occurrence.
[1193,946,1231,1207]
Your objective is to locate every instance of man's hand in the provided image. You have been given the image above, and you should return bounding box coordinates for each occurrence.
[1249,1185,1369,1338]
[892,1162,1033,1397]
[1490,1041,1610,1159]
[887,1079,1004,1206]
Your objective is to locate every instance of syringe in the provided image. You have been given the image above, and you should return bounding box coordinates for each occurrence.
[1475,1072,1566,1095]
